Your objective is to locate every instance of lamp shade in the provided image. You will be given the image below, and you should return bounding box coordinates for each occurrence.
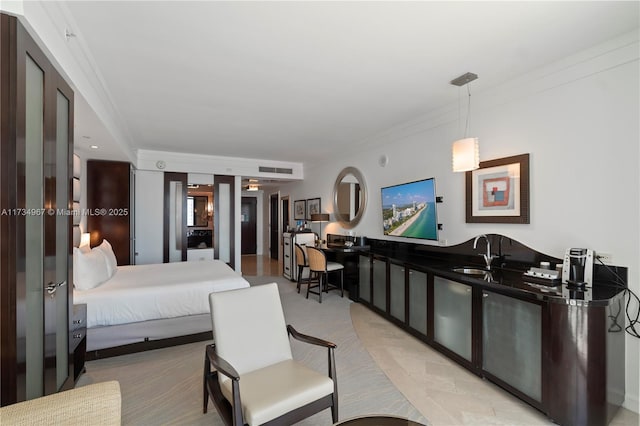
[79,233,91,248]
[452,137,479,172]
[310,213,330,222]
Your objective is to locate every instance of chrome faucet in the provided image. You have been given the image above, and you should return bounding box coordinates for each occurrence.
[473,234,496,270]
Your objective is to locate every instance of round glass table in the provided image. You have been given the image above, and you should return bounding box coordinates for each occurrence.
[335,415,426,426]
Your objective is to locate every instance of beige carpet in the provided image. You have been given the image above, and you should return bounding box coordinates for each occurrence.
[76,276,427,425]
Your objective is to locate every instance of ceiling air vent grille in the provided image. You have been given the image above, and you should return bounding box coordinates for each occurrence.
[259,166,293,174]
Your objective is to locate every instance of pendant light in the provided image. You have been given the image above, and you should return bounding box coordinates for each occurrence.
[451,72,479,172]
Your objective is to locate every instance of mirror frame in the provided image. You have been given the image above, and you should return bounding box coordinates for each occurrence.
[332,166,367,229]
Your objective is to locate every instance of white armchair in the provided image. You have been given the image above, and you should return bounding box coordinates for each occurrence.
[203,283,338,425]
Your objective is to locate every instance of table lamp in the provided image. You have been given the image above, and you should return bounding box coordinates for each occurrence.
[310,213,330,245]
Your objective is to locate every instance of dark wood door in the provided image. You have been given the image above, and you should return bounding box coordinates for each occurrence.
[241,197,257,254]
[282,198,289,232]
[269,193,279,260]
[1,13,73,404]
[87,160,131,265]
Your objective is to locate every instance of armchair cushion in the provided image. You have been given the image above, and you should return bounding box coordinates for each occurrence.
[219,359,334,425]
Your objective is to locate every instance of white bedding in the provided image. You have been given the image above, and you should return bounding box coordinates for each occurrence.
[74,260,249,328]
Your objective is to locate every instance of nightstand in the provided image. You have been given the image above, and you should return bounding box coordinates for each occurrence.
[70,304,87,382]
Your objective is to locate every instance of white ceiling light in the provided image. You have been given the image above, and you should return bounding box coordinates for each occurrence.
[451,72,479,172]
[247,184,259,191]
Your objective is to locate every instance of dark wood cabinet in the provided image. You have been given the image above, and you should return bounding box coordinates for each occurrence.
[356,244,626,426]
[87,160,132,265]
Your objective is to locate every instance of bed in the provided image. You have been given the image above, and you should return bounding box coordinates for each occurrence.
[73,257,250,358]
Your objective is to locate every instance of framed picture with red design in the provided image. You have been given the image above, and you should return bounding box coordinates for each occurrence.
[465,153,529,223]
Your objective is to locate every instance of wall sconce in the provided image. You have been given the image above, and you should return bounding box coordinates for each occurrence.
[79,233,91,248]
[310,213,330,245]
[451,72,480,172]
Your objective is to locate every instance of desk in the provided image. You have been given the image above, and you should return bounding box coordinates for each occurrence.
[316,244,369,301]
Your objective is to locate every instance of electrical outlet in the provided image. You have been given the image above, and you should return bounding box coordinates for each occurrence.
[596,252,613,264]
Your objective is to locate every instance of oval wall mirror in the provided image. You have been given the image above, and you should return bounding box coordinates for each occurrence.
[332,167,367,229]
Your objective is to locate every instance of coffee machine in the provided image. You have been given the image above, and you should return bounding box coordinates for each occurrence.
[561,248,594,288]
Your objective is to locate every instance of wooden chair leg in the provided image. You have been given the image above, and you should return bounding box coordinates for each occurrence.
[340,269,344,297]
[203,350,210,414]
[306,271,312,299]
[296,265,303,293]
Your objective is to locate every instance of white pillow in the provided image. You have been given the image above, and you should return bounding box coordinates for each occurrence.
[96,239,118,278]
[74,247,110,291]
[72,245,90,287]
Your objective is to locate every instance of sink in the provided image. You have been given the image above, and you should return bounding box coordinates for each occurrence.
[451,267,489,275]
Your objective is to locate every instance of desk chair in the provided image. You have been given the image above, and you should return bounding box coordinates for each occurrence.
[306,246,344,303]
[294,243,311,294]
[203,283,338,425]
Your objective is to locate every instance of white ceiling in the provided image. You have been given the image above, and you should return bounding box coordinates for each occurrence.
[64,1,639,165]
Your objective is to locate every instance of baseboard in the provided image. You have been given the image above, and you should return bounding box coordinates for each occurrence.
[85,331,212,361]
[623,393,639,414]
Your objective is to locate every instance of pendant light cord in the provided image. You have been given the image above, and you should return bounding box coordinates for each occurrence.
[464,84,471,138]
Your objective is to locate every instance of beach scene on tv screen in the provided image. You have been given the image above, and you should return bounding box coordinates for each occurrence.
[382,179,437,240]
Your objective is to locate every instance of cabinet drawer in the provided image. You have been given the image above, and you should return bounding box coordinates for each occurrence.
[71,304,87,331]
[69,328,86,345]
[71,304,87,352]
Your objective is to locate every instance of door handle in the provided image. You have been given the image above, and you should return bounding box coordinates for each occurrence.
[46,281,66,296]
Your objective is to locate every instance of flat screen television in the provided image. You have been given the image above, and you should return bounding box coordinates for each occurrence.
[381,177,438,241]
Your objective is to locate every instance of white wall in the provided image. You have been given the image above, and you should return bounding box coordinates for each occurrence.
[276,31,640,411]
[134,170,164,264]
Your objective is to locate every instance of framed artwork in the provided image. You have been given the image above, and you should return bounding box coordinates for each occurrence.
[294,199,306,220]
[307,198,320,219]
[465,153,530,223]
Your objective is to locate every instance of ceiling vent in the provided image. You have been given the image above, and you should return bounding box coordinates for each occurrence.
[258,166,293,174]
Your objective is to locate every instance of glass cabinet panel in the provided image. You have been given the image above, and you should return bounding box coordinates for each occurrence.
[372,258,386,311]
[358,255,371,302]
[25,54,45,399]
[55,91,70,389]
[433,276,472,361]
[483,291,542,402]
[389,263,405,321]
[408,269,428,335]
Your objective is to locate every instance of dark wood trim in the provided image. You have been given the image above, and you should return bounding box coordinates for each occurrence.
[163,172,187,263]
[403,264,410,324]
[465,153,530,224]
[214,175,235,269]
[87,160,132,265]
[426,272,434,341]
[86,331,212,361]
[0,13,18,406]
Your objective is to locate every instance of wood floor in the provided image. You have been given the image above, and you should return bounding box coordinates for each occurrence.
[241,254,281,277]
